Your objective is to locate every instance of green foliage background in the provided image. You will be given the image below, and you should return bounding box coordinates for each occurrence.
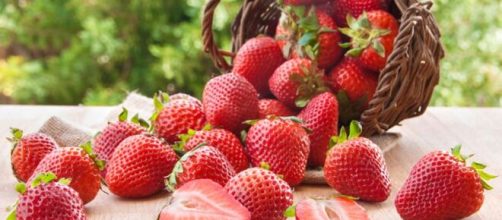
[0,0,501,106]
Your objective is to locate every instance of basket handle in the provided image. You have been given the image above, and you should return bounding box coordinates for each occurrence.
[202,0,235,72]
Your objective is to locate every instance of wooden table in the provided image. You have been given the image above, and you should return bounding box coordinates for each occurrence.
[0,106,501,219]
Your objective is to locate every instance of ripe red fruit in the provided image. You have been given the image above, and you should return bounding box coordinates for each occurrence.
[9,173,85,220]
[225,168,293,220]
[30,144,102,204]
[276,9,342,69]
[93,108,146,177]
[9,128,58,182]
[395,146,496,220]
[184,128,249,172]
[294,198,369,220]
[106,134,178,198]
[233,36,285,97]
[328,58,377,106]
[269,58,327,108]
[203,73,259,134]
[245,117,310,186]
[298,92,339,167]
[324,121,391,202]
[159,179,251,220]
[258,99,295,119]
[340,11,399,72]
[166,145,236,190]
[153,92,207,143]
[332,0,388,27]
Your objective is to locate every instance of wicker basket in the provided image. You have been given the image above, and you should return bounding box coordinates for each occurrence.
[202,0,444,137]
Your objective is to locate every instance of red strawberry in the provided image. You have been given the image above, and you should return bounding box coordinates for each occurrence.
[159,179,251,220]
[183,128,249,172]
[245,117,310,186]
[106,134,178,198]
[9,173,85,220]
[294,197,369,220]
[166,145,236,190]
[225,167,294,220]
[153,92,207,143]
[232,36,285,97]
[170,93,202,106]
[258,99,295,119]
[328,58,377,106]
[395,146,496,220]
[30,143,102,204]
[298,92,339,167]
[203,73,259,134]
[93,108,146,177]
[276,9,343,69]
[269,58,327,108]
[8,128,58,182]
[332,0,388,27]
[324,121,391,202]
[340,10,399,72]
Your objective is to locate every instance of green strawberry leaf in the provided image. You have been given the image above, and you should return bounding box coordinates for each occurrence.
[10,128,23,142]
[6,209,16,220]
[348,121,362,139]
[118,107,128,122]
[240,130,248,143]
[298,32,315,47]
[260,162,271,170]
[15,182,26,194]
[58,178,72,186]
[31,172,58,188]
[372,40,386,58]
[283,205,296,218]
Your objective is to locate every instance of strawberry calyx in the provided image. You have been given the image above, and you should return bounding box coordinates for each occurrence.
[450,145,497,190]
[165,143,207,192]
[279,6,336,60]
[173,124,212,154]
[328,120,362,149]
[290,62,328,108]
[339,12,390,58]
[117,107,150,129]
[149,91,171,130]
[283,205,296,218]
[80,141,106,171]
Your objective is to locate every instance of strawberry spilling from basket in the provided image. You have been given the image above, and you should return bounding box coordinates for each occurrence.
[4,1,497,220]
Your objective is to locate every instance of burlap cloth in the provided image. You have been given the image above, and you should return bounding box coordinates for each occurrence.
[37,92,400,185]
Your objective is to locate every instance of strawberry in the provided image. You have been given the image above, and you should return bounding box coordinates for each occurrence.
[225,167,294,220]
[332,0,388,27]
[93,108,147,177]
[183,127,249,172]
[340,11,399,72]
[8,172,85,220]
[203,73,259,134]
[277,8,343,69]
[8,128,58,182]
[328,58,377,107]
[166,145,236,190]
[269,58,328,108]
[245,117,310,186]
[324,121,391,202]
[298,92,339,167]
[30,143,103,204]
[105,134,178,198]
[232,36,285,97]
[170,93,202,106]
[395,146,496,220]
[258,99,295,119]
[292,197,369,220]
[152,92,207,143]
[159,179,251,220]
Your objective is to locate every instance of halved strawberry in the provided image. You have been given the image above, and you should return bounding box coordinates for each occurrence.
[294,198,369,220]
[159,179,251,220]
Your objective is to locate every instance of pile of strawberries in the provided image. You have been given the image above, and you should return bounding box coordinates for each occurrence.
[5,0,496,220]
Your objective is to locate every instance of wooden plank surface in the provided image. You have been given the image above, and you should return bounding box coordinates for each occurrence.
[0,106,501,219]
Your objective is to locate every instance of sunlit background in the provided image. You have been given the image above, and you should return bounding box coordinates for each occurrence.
[0,0,501,106]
